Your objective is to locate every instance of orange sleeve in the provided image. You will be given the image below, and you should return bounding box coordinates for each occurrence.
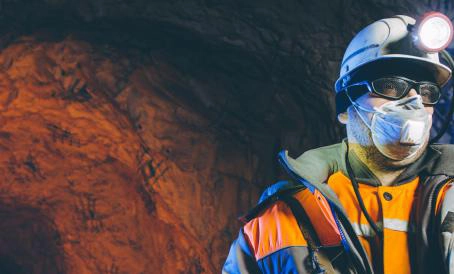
[243,200,308,260]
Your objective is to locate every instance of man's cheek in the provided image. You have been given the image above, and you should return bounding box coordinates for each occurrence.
[424,106,434,115]
[427,115,433,130]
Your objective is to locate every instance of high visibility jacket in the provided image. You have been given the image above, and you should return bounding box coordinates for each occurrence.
[222,141,454,274]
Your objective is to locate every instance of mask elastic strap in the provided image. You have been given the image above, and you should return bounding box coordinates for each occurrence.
[346,92,403,134]
[346,92,379,130]
[345,92,374,128]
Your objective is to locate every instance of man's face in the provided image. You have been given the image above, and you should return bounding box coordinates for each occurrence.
[341,88,434,168]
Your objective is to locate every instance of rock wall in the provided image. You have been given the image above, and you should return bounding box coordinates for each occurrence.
[0,0,446,273]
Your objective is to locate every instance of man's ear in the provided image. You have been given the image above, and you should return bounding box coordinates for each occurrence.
[337,112,348,125]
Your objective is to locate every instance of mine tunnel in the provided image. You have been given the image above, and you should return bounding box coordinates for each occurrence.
[0,205,65,274]
[0,0,453,273]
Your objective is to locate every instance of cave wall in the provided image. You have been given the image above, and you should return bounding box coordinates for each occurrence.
[0,0,447,273]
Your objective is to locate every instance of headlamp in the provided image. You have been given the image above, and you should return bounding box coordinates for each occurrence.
[417,12,453,52]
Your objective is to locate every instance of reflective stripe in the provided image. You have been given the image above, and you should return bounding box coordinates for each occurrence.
[351,222,381,237]
[383,218,408,232]
[351,219,409,237]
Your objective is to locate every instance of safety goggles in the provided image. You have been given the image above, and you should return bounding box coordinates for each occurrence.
[345,76,442,105]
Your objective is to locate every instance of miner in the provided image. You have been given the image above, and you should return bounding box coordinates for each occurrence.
[223,13,454,273]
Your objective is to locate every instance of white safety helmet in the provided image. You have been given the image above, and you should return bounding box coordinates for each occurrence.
[335,14,453,115]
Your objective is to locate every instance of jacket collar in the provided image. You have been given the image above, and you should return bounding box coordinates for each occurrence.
[279,140,451,198]
[346,142,443,186]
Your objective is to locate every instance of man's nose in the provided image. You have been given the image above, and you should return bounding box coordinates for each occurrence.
[407,88,418,97]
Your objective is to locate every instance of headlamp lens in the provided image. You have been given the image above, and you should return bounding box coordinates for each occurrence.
[418,13,453,51]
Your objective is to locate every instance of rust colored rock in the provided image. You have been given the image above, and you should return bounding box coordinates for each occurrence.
[0,38,232,273]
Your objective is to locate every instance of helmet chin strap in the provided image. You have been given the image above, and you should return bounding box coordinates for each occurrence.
[344,93,430,237]
[344,95,384,236]
[345,142,383,237]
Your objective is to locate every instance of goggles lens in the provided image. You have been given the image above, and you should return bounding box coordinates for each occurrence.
[370,77,441,104]
[372,78,409,98]
[419,83,441,104]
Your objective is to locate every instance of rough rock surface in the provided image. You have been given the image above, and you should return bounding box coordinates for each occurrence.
[0,0,448,273]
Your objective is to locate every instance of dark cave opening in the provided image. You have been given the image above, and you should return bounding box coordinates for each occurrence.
[0,256,26,274]
[0,206,65,274]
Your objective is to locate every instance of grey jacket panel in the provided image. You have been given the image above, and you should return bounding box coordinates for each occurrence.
[440,183,454,273]
[409,175,449,274]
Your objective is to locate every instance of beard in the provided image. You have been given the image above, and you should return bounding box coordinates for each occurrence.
[346,105,429,171]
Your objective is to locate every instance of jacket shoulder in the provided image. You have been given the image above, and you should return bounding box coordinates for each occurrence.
[243,198,309,260]
[290,142,344,185]
[243,187,342,260]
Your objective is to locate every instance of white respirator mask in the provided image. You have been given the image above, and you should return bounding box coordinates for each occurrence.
[349,95,431,161]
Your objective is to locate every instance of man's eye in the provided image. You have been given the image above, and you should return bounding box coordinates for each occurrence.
[383,83,396,90]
